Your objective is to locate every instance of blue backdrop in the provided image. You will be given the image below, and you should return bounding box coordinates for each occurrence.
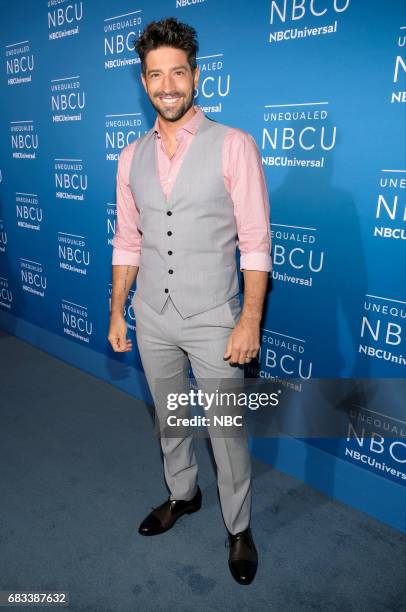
[0,0,405,531]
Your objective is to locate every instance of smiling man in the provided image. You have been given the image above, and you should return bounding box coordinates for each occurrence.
[108,17,272,586]
[146,57,194,122]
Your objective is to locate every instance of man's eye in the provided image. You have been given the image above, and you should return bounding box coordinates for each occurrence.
[175,71,185,76]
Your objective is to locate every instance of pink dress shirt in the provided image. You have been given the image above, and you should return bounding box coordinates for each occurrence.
[112,105,272,272]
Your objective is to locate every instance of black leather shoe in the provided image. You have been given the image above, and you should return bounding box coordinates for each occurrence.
[138,486,202,536]
[227,526,258,585]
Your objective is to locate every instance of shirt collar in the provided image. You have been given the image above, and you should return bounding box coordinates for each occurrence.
[153,105,205,139]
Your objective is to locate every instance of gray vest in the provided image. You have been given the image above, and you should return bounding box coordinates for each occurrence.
[129,114,240,318]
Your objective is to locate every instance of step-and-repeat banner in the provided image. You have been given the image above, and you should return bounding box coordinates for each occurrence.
[0,1,405,493]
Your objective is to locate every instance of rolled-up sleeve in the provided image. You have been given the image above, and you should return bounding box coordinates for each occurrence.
[111,142,142,267]
[223,129,272,272]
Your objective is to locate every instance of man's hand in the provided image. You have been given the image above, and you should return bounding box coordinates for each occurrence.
[223,317,260,365]
[108,264,138,352]
[108,312,133,352]
[223,269,268,365]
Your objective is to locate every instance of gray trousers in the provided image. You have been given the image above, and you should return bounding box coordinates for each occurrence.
[133,292,252,535]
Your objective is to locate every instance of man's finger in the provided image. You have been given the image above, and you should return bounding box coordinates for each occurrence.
[223,336,233,359]
[230,348,242,365]
[119,334,128,351]
[237,351,247,365]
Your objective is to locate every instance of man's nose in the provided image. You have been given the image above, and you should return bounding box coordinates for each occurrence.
[162,73,175,92]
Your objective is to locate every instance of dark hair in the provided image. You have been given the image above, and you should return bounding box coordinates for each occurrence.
[134,17,198,76]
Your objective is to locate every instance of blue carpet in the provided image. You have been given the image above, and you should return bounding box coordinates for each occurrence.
[0,330,404,611]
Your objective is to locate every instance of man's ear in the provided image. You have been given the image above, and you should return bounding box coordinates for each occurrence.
[141,72,147,93]
[194,65,200,88]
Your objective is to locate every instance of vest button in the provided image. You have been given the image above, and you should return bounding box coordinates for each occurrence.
[167,211,172,216]
[164,288,169,293]
[167,230,172,236]
[168,250,173,255]
[168,269,173,274]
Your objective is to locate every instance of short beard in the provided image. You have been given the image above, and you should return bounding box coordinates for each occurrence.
[150,90,194,122]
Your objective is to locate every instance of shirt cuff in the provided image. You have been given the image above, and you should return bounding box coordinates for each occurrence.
[240,252,272,272]
[112,248,140,267]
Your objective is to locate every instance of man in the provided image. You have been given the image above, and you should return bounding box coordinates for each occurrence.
[108,17,272,586]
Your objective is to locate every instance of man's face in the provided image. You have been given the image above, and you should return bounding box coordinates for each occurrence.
[141,46,199,122]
